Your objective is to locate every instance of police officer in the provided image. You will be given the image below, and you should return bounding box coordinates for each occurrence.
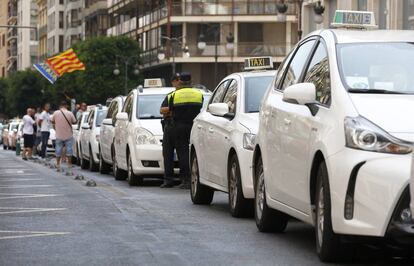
[160,73,180,188]
[168,72,203,189]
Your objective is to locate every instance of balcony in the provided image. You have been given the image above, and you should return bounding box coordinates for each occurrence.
[107,17,136,36]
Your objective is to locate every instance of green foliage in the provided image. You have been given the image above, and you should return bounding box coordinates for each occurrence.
[0,36,142,118]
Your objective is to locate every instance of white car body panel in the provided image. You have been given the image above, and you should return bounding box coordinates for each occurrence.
[73,111,89,159]
[80,107,107,164]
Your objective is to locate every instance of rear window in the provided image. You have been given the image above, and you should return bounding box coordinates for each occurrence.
[96,110,107,127]
[136,94,166,119]
[244,76,273,113]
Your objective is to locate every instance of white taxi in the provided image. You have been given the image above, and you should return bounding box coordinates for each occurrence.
[190,58,276,217]
[253,11,414,261]
[113,79,175,185]
[73,111,89,165]
[99,96,126,174]
[79,105,108,171]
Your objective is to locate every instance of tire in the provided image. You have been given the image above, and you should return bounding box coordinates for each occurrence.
[315,161,343,262]
[127,155,143,186]
[99,148,111,174]
[228,154,253,218]
[80,147,89,170]
[76,145,81,166]
[71,156,77,165]
[113,150,127,180]
[88,147,99,172]
[190,151,214,205]
[254,157,288,233]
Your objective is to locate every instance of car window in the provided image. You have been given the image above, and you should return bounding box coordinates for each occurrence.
[304,41,331,106]
[222,79,238,114]
[210,80,229,104]
[96,109,107,127]
[111,101,119,125]
[280,39,317,91]
[88,110,94,128]
[136,94,165,119]
[274,51,294,90]
[106,101,115,119]
[245,75,273,113]
[123,95,133,121]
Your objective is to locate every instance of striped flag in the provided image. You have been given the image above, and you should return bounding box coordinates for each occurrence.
[46,48,85,77]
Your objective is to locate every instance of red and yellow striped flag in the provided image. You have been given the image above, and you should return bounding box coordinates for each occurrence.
[46,48,85,77]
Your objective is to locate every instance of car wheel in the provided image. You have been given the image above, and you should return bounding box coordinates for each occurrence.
[255,156,288,233]
[190,151,214,205]
[315,161,342,262]
[113,151,127,180]
[228,154,254,218]
[80,147,89,170]
[89,147,99,172]
[127,155,143,186]
[99,148,111,174]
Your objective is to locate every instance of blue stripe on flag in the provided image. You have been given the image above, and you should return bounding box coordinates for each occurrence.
[33,63,58,84]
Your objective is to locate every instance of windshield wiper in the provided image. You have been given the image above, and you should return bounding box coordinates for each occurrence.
[348,88,406,94]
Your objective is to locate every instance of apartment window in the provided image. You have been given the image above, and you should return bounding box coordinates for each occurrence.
[238,23,263,42]
[378,0,387,29]
[59,0,64,4]
[2,34,5,47]
[59,11,64,29]
[357,0,368,11]
[59,35,64,52]
[48,13,55,32]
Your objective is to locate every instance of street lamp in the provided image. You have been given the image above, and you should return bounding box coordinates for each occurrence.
[276,0,325,40]
[197,25,235,86]
[157,36,190,77]
[113,55,140,95]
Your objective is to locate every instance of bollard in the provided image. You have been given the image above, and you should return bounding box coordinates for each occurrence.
[15,140,21,156]
[85,180,97,187]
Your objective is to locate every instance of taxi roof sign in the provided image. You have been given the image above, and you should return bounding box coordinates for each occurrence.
[144,78,164,88]
[331,10,377,29]
[244,57,273,71]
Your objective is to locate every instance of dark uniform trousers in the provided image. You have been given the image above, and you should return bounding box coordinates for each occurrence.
[162,122,192,184]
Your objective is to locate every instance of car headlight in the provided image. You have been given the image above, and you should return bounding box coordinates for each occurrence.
[243,133,256,151]
[135,128,158,145]
[344,116,412,154]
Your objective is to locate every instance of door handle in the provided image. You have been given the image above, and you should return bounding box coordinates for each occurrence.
[208,128,214,133]
[284,118,291,126]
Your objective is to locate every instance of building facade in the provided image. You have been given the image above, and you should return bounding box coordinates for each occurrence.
[7,0,18,74]
[107,0,299,89]
[17,0,38,70]
[0,0,9,77]
[37,0,47,61]
[84,0,109,38]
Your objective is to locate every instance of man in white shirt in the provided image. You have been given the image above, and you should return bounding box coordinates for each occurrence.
[38,103,51,158]
[22,108,35,160]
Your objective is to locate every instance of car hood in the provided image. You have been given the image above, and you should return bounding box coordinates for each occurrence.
[239,113,259,134]
[349,94,414,142]
[138,119,163,136]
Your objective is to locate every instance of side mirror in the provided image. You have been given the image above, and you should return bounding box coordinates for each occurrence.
[283,83,316,105]
[116,112,128,122]
[82,123,90,130]
[102,118,112,126]
[209,103,230,117]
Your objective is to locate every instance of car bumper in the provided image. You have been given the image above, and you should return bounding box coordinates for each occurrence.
[238,149,255,199]
[327,148,411,237]
[132,144,178,175]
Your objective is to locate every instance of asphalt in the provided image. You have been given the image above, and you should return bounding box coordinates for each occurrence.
[0,149,413,266]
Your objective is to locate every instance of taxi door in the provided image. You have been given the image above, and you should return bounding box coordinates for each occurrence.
[205,79,237,188]
[115,94,133,170]
[81,110,94,158]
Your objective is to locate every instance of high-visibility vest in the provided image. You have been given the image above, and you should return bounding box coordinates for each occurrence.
[171,88,203,107]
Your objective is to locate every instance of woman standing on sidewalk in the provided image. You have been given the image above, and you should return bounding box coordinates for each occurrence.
[22,108,35,160]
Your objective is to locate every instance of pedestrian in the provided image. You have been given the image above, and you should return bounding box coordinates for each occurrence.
[33,107,42,156]
[73,103,80,117]
[160,73,180,188]
[166,72,203,189]
[22,108,35,160]
[76,102,87,121]
[38,103,51,159]
[51,101,77,174]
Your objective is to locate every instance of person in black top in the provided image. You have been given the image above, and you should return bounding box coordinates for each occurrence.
[159,73,180,188]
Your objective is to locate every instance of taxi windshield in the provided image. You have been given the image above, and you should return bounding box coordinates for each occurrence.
[137,94,165,119]
[96,110,107,127]
[245,76,273,113]
[338,42,414,94]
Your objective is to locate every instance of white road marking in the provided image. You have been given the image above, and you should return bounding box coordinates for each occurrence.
[0,207,66,215]
[0,193,60,200]
[0,230,70,240]
[0,178,44,182]
[0,173,37,177]
[0,185,53,188]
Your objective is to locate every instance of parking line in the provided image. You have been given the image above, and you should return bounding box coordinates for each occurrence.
[0,178,44,182]
[0,185,53,188]
[0,207,66,215]
[0,193,60,200]
[0,230,70,240]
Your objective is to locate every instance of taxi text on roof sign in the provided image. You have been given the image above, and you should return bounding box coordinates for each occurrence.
[331,10,377,29]
[144,78,164,88]
[244,57,273,71]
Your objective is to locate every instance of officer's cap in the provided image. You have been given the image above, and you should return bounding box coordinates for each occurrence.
[180,72,191,82]
[171,73,181,81]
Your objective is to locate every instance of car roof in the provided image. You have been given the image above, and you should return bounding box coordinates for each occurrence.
[136,87,175,95]
[234,70,277,78]
[318,29,414,44]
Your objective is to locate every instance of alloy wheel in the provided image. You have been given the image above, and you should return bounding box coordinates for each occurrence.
[256,173,265,220]
[229,162,238,210]
[191,156,198,197]
[317,186,325,246]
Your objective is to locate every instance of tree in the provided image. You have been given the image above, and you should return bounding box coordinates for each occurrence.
[54,36,142,105]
